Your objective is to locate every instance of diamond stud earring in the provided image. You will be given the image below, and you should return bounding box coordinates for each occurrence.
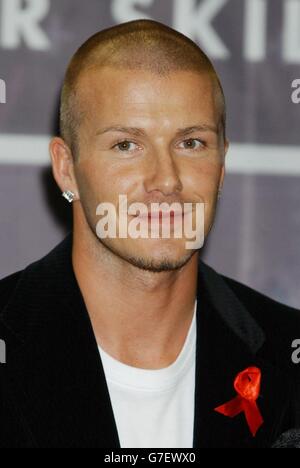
[62,190,75,203]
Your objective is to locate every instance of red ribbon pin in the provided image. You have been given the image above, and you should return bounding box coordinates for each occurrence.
[214,367,264,437]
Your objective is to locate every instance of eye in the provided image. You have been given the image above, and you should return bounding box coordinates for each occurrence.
[179,138,205,150]
[112,140,139,152]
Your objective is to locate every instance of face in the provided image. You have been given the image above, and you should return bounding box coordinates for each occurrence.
[71,67,228,272]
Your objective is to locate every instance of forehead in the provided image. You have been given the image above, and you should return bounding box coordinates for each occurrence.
[77,67,219,125]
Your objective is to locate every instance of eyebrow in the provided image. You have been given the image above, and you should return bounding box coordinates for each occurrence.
[96,124,218,137]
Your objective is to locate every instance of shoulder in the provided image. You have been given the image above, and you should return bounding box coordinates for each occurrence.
[221,274,300,329]
[221,274,300,372]
[0,270,24,312]
[0,234,73,316]
[199,260,299,334]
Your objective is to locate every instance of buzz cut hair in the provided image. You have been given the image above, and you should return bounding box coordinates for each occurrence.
[60,19,226,159]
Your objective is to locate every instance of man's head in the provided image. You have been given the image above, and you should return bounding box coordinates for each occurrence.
[50,19,229,272]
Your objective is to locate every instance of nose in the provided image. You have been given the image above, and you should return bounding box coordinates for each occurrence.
[143,150,183,196]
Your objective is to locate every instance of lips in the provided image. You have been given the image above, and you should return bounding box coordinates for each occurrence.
[135,210,191,221]
[151,211,179,218]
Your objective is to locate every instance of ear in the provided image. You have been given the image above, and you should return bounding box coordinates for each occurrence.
[49,137,80,201]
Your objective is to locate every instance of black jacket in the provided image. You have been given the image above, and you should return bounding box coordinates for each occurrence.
[0,233,299,448]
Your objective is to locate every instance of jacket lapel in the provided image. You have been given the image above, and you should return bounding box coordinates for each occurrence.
[0,233,120,448]
[193,262,294,448]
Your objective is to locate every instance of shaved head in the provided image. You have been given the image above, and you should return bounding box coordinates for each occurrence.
[60,19,226,158]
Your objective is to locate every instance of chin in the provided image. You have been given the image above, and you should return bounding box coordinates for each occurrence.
[126,254,193,273]
[125,239,196,272]
[98,236,197,272]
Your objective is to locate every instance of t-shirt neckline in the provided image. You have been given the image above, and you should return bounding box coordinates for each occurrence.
[98,299,197,392]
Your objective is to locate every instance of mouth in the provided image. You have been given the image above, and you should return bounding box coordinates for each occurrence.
[134,210,192,222]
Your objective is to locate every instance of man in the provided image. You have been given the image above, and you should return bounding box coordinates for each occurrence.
[0,19,299,449]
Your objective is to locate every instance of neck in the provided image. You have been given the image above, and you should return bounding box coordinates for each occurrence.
[72,220,199,370]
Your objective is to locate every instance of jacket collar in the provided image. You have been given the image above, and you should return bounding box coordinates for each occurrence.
[0,233,293,447]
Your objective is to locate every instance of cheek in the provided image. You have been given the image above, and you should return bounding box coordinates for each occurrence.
[189,159,222,198]
[74,160,106,211]
[188,161,222,230]
[76,158,138,207]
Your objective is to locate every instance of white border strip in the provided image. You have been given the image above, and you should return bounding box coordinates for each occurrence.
[227,143,300,175]
[0,135,299,175]
[0,134,51,165]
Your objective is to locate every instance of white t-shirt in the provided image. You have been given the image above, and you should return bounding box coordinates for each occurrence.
[98,300,197,448]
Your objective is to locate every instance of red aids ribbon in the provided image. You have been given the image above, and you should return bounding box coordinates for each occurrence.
[214,367,264,437]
